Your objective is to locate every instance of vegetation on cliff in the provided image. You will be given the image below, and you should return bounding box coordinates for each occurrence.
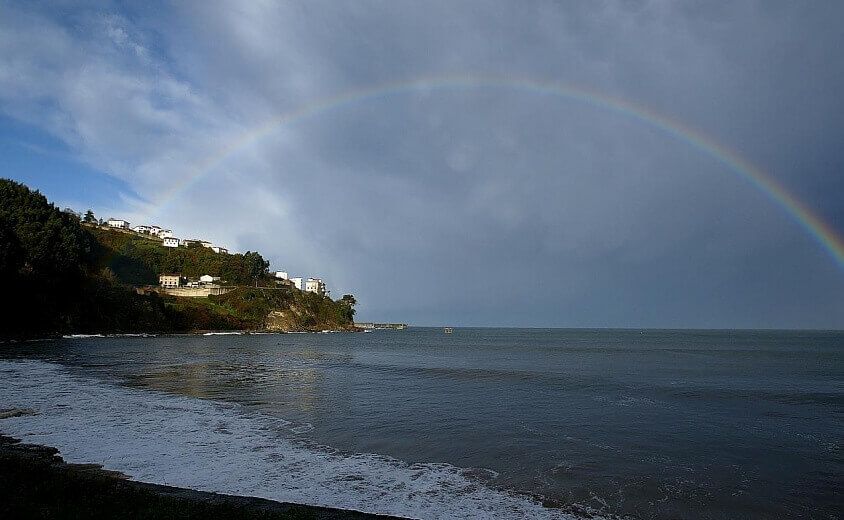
[166,288,356,332]
[0,179,355,338]
[90,226,271,286]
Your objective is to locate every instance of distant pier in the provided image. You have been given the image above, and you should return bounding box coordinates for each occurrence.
[354,322,408,330]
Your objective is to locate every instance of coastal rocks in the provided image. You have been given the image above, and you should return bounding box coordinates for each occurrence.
[266,308,300,332]
[265,305,354,333]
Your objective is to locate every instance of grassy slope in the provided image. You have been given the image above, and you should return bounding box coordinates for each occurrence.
[89,227,355,332]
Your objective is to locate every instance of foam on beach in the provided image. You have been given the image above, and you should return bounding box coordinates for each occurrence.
[0,360,585,520]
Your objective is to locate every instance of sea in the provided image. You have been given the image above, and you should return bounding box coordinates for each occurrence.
[0,328,840,519]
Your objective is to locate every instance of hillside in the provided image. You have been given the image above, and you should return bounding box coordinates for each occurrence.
[88,226,270,287]
[0,179,356,338]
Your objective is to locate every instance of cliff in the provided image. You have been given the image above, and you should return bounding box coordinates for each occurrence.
[165,287,356,333]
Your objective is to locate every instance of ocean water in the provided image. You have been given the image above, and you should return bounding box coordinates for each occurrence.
[0,328,841,519]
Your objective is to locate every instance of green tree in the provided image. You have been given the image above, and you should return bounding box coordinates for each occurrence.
[243,251,269,286]
[0,179,95,335]
[83,210,96,223]
[338,294,357,321]
[0,179,93,282]
[0,219,24,278]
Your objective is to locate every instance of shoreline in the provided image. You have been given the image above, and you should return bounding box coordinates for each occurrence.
[0,434,404,519]
[1,328,366,343]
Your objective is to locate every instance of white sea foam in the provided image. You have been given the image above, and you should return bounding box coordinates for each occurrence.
[0,360,584,519]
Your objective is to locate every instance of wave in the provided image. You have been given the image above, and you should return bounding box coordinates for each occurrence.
[0,360,588,520]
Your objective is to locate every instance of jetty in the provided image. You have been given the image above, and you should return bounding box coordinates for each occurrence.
[354,322,408,330]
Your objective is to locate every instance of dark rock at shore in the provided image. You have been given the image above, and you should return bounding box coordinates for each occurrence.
[0,435,404,519]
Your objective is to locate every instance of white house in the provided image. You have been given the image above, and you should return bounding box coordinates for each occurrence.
[157,229,173,238]
[162,237,180,248]
[149,225,162,234]
[133,225,152,234]
[304,278,326,295]
[107,218,130,229]
[159,274,182,288]
[199,275,221,284]
[291,277,303,290]
[210,246,228,254]
[274,271,288,280]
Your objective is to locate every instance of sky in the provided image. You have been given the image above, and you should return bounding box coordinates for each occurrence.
[1,0,842,328]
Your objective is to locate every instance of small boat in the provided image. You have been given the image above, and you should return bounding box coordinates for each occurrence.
[444,327,453,334]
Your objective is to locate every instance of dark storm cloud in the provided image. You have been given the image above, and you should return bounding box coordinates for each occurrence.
[1,1,842,326]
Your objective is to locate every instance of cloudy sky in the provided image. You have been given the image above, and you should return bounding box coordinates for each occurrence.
[2,1,842,328]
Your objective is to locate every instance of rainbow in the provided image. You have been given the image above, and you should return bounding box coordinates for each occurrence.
[151,75,844,268]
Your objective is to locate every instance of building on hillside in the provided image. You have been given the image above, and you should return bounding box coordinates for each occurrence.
[199,275,221,284]
[162,237,180,248]
[157,229,173,238]
[133,225,152,233]
[181,239,201,247]
[159,274,182,288]
[291,277,303,290]
[210,246,228,254]
[107,218,130,229]
[304,278,326,296]
[274,271,288,280]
